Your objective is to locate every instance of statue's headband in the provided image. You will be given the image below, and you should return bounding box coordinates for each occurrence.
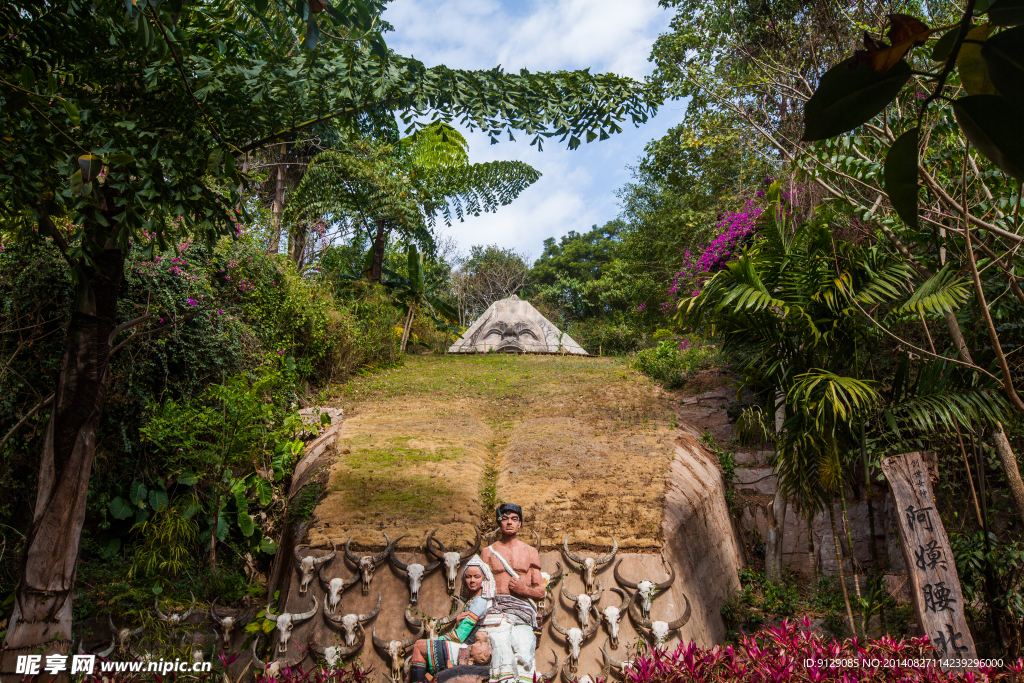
[496,503,523,521]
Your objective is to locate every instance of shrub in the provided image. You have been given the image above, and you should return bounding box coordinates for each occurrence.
[624,618,1016,682]
[632,339,718,389]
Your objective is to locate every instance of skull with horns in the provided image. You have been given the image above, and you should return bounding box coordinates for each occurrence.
[390,545,442,605]
[560,581,600,630]
[344,534,399,595]
[154,592,196,625]
[627,589,690,647]
[550,609,600,672]
[426,527,481,594]
[323,592,381,647]
[319,561,359,615]
[209,597,254,651]
[562,534,618,595]
[613,560,675,621]
[599,587,629,650]
[294,540,336,595]
[372,625,424,683]
[405,600,463,640]
[265,596,318,654]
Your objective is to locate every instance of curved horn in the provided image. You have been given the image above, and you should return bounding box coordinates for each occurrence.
[322,600,346,624]
[375,533,403,565]
[538,597,555,620]
[127,626,145,638]
[293,595,318,622]
[560,657,575,683]
[459,527,481,560]
[265,603,279,622]
[333,629,366,658]
[610,587,629,612]
[425,528,446,559]
[612,560,638,590]
[600,638,625,675]
[96,639,116,659]
[656,563,676,591]
[539,649,559,683]
[404,606,423,629]
[665,593,691,631]
[581,608,601,639]
[627,591,652,629]
[560,581,579,604]
[400,625,425,650]
[438,598,466,627]
[389,550,409,573]
[532,530,542,548]
[209,597,225,622]
[294,543,309,565]
[594,537,618,565]
[423,556,443,573]
[155,597,169,621]
[182,591,197,620]
[358,592,382,623]
[562,534,585,565]
[550,611,569,637]
[106,616,118,646]
[251,638,267,671]
[344,537,360,566]
[315,540,337,566]
[371,628,388,652]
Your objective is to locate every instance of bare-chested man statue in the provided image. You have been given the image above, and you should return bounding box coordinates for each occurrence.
[477,503,545,683]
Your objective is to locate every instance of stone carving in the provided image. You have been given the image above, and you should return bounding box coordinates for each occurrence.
[447,295,588,355]
[563,534,618,594]
[613,559,675,620]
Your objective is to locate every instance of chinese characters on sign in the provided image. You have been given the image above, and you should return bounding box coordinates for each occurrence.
[16,654,95,675]
[881,452,976,668]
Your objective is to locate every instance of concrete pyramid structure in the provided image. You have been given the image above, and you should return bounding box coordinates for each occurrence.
[447,294,589,354]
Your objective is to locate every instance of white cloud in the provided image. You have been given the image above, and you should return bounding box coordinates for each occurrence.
[385,0,679,257]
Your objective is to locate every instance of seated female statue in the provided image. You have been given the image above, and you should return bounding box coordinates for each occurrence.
[408,558,492,683]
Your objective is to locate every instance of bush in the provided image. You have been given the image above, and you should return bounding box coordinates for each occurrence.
[625,618,1016,682]
[632,338,718,389]
[566,317,646,355]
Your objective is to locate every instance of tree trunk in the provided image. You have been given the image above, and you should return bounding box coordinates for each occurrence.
[370,220,387,283]
[269,142,286,254]
[839,491,864,637]
[807,515,816,588]
[765,488,787,582]
[0,244,125,673]
[290,224,307,269]
[400,305,416,353]
[942,309,1024,524]
[828,502,857,638]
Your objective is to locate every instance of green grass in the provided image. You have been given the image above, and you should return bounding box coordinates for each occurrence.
[329,472,457,520]
[344,436,465,471]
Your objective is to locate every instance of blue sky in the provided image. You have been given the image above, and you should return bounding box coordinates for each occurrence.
[384,0,685,260]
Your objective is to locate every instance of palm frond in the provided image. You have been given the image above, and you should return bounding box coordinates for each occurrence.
[898,263,970,315]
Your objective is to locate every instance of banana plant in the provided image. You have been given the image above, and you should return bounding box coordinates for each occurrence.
[382,245,459,352]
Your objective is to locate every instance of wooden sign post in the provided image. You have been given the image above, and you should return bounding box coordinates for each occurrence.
[881,452,977,668]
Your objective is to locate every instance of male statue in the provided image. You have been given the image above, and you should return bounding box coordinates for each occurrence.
[478,503,544,683]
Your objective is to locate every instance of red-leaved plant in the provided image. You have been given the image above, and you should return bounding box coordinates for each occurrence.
[620,618,1022,682]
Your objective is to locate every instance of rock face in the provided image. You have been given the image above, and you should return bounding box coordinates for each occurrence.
[448,295,588,355]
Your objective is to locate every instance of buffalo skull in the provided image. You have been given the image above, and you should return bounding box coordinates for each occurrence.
[295,540,336,595]
[345,534,399,595]
[266,596,318,654]
[627,590,690,647]
[319,561,359,614]
[563,534,618,595]
[210,597,254,651]
[390,547,441,605]
[372,626,423,683]
[613,560,675,621]
[106,617,144,656]
[311,631,365,667]
[600,638,632,678]
[323,592,381,647]
[600,588,629,650]
[404,600,462,641]
[155,592,196,625]
[560,581,600,629]
[561,656,597,683]
[251,638,281,680]
[550,609,599,672]
[426,527,481,594]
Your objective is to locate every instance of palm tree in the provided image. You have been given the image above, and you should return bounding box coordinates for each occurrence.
[679,183,1009,636]
[383,245,460,352]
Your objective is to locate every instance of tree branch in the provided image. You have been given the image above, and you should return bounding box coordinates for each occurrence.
[0,393,54,451]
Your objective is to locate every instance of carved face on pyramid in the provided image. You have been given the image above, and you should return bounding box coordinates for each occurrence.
[447,295,589,355]
[480,319,546,353]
